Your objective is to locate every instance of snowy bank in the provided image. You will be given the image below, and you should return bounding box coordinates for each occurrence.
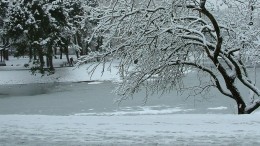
[0,61,120,85]
[0,114,260,146]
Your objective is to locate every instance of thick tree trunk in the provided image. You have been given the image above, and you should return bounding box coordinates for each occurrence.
[54,47,57,55]
[4,49,8,60]
[212,58,247,114]
[37,48,44,69]
[236,99,247,114]
[60,48,63,59]
[48,56,54,71]
[0,50,3,62]
[66,53,69,64]
[75,51,79,59]
[46,56,49,67]
[223,74,247,114]
[29,47,33,62]
[46,46,54,71]
[33,48,37,60]
[85,42,89,55]
[64,46,69,64]
[46,56,54,71]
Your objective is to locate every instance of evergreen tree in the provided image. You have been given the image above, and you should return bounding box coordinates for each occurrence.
[5,0,68,73]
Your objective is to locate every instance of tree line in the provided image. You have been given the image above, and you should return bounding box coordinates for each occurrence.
[0,0,101,73]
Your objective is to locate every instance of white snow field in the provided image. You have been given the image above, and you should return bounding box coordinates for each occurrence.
[1,57,260,145]
[0,114,260,146]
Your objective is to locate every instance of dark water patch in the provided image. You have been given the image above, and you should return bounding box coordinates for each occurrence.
[0,93,9,98]
[0,83,55,97]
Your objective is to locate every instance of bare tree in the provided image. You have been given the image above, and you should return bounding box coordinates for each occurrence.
[81,0,260,114]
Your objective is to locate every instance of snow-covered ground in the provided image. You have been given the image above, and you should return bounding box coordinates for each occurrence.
[1,57,260,145]
[1,114,260,146]
[0,56,120,85]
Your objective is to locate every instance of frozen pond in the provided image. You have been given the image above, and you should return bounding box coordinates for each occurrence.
[0,63,259,116]
[0,80,237,116]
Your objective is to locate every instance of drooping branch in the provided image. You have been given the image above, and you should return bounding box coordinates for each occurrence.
[168,61,234,99]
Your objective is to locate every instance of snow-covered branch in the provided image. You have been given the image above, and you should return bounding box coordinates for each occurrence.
[83,0,260,114]
[168,60,234,99]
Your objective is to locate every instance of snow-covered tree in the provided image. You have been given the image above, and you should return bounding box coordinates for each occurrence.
[81,0,260,114]
[5,0,99,72]
[219,0,260,67]
[0,0,10,61]
[6,0,66,73]
[62,0,84,59]
[5,0,70,73]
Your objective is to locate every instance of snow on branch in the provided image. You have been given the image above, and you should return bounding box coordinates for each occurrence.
[83,0,260,113]
[168,61,233,99]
